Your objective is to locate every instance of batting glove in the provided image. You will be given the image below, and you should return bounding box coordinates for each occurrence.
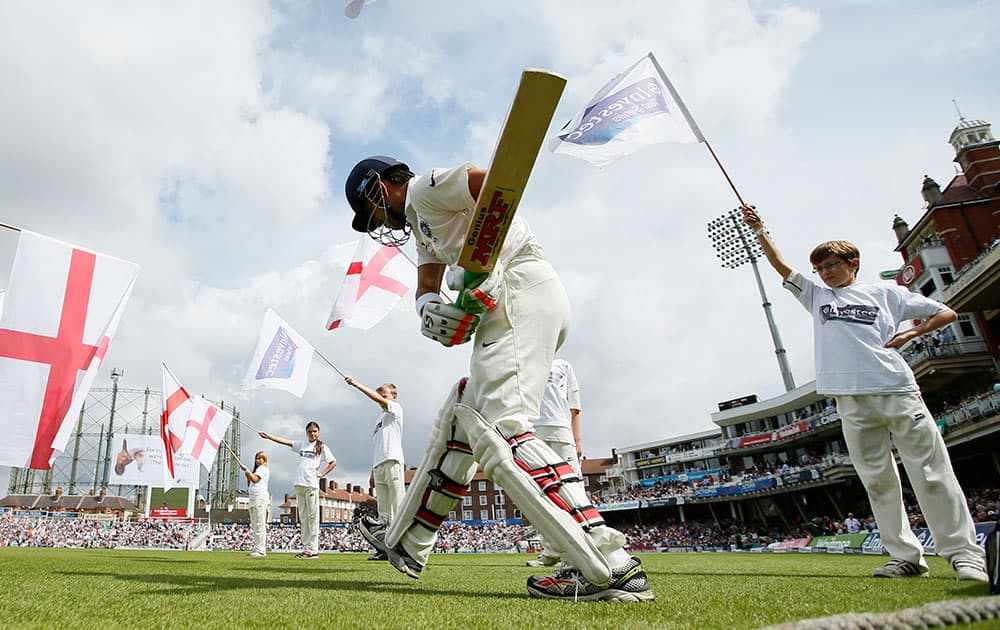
[447,265,503,314]
[418,294,479,346]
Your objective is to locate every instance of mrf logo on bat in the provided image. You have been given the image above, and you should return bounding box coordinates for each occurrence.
[466,189,514,267]
[457,68,566,273]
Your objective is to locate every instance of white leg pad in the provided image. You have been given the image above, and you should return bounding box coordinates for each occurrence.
[453,402,611,587]
[386,380,477,566]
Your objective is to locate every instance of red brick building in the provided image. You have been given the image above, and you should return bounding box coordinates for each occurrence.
[891,115,1000,404]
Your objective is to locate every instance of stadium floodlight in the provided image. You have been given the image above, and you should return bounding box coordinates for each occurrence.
[707,208,796,392]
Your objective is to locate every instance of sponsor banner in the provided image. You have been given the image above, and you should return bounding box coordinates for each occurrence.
[150,507,187,518]
[647,497,680,507]
[598,500,642,512]
[776,421,809,440]
[769,537,812,550]
[862,523,996,554]
[638,468,725,486]
[810,534,869,550]
[110,433,199,487]
[780,468,822,486]
[738,432,775,448]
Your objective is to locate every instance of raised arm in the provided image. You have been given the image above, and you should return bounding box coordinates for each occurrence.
[258,431,293,447]
[345,376,389,410]
[741,205,793,280]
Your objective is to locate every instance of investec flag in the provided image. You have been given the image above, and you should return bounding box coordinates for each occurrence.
[243,309,315,398]
[548,52,704,167]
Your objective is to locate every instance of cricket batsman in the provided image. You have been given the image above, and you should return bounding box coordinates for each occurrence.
[344,155,654,601]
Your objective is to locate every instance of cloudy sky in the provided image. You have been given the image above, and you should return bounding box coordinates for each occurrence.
[1,0,998,504]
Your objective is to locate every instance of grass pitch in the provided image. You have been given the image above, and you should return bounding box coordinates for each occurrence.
[0,549,994,629]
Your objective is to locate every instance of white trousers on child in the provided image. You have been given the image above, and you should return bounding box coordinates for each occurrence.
[296,485,320,553]
[374,459,405,521]
[249,494,269,554]
[535,429,583,560]
[836,392,985,568]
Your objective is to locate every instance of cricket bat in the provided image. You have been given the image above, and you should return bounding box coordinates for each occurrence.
[457,68,566,273]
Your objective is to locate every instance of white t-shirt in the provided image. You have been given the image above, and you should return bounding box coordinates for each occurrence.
[291,440,335,489]
[373,400,405,468]
[248,464,269,497]
[536,359,581,431]
[405,163,535,267]
[783,271,948,395]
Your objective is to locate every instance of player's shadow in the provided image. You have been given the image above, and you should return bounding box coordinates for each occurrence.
[57,570,526,600]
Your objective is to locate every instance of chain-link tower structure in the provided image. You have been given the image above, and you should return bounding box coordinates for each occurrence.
[6,371,241,512]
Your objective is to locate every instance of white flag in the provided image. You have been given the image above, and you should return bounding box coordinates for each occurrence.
[161,363,193,487]
[178,397,233,471]
[0,230,138,469]
[326,238,413,331]
[244,309,315,398]
[548,52,705,167]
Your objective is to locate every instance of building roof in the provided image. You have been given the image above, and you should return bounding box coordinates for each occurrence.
[580,457,615,476]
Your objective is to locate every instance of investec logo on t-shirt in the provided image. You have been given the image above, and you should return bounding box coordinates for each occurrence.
[299,449,317,459]
[820,303,878,325]
[255,326,298,379]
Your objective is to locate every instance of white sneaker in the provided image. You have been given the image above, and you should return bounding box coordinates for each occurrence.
[872,558,928,578]
[952,558,989,582]
[525,553,559,567]
[248,551,266,558]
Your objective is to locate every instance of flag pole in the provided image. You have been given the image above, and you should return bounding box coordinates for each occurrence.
[646,52,748,207]
[231,416,263,436]
[220,439,242,466]
[0,223,21,232]
[703,140,747,207]
[391,243,456,302]
[315,349,347,378]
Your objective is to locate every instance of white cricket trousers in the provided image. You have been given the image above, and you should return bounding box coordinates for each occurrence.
[836,392,985,568]
[249,494,270,554]
[374,459,405,521]
[296,485,320,553]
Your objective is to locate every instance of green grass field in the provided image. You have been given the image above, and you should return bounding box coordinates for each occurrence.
[0,549,995,629]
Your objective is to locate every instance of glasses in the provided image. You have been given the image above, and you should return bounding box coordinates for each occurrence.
[812,260,846,274]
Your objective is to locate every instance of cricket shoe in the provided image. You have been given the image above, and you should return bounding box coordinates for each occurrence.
[952,558,989,582]
[359,516,423,579]
[248,551,266,558]
[526,556,655,602]
[295,551,319,559]
[872,558,928,578]
[359,516,389,551]
[525,553,559,567]
[367,551,388,561]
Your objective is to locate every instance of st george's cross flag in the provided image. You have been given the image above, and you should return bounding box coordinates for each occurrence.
[326,237,412,331]
[161,363,193,486]
[177,397,233,471]
[0,230,138,469]
[244,309,315,398]
[548,52,705,167]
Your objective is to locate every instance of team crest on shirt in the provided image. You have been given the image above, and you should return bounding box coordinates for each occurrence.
[820,303,878,325]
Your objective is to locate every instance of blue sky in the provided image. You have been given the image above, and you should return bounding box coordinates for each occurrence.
[0,0,998,503]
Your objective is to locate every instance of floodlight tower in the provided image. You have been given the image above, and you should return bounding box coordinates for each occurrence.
[707,208,796,392]
[100,368,124,489]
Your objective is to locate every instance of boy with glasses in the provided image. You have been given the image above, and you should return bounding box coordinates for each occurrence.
[741,205,988,583]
